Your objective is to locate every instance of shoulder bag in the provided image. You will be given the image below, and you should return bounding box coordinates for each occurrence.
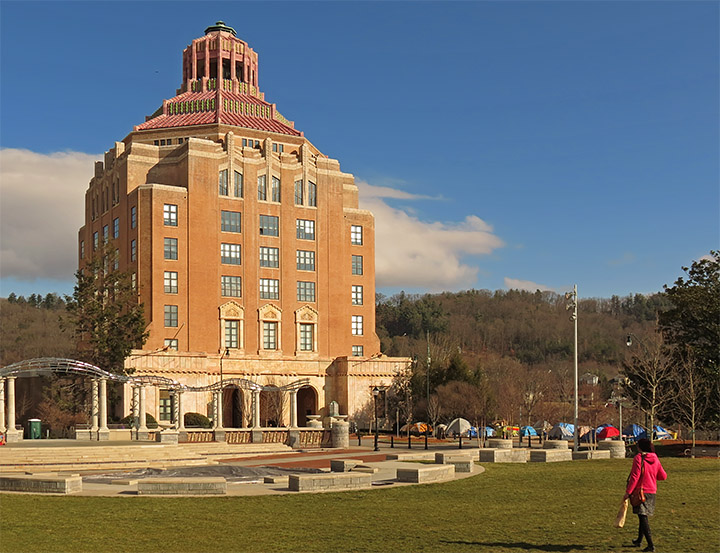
[629,454,646,507]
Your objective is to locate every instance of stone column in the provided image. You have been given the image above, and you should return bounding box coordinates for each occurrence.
[91,379,99,437]
[289,390,298,428]
[132,385,140,439]
[98,378,109,441]
[216,390,224,429]
[176,391,185,430]
[252,390,261,428]
[0,378,6,434]
[137,385,149,440]
[5,377,21,442]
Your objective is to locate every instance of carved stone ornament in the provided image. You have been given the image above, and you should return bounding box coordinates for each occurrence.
[258,303,281,320]
[295,305,318,323]
[219,301,244,319]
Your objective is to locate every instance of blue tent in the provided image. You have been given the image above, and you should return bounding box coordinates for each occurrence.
[548,422,574,440]
[520,425,538,437]
[623,424,647,441]
[654,425,672,440]
[469,426,496,437]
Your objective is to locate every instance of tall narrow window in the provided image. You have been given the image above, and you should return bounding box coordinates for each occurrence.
[221,211,242,233]
[296,219,315,240]
[299,323,314,351]
[260,278,279,300]
[164,305,178,327]
[352,345,364,357]
[80,240,85,260]
[351,315,363,336]
[113,218,120,239]
[294,180,303,205]
[351,225,363,245]
[221,275,242,297]
[352,285,363,305]
[263,321,278,350]
[221,243,241,265]
[164,271,178,294]
[113,249,119,271]
[218,169,229,195]
[164,238,178,260]
[352,255,363,275]
[259,215,279,236]
[257,174,267,201]
[131,239,137,261]
[271,176,281,202]
[225,320,239,349]
[296,250,315,271]
[103,225,109,242]
[260,246,279,268]
[93,232,99,250]
[308,181,317,207]
[130,206,137,228]
[297,281,316,302]
[164,204,178,226]
[234,171,243,197]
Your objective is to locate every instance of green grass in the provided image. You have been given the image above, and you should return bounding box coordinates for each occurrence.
[1,458,718,553]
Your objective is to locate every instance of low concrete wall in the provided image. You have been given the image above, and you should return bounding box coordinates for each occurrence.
[0,474,82,494]
[137,477,227,495]
[572,450,612,460]
[396,464,455,483]
[289,472,372,492]
[487,438,513,449]
[543,440,570,449]
[597,440,626,458]
[478,448,528,463]
[330,459,362,472]
[530,449,573,462]
[434,453,474,473]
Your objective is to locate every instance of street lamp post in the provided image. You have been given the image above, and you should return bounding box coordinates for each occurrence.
[219,347,229,427]
[565,285,579,452]
[425,329,431,450]
[372,387,379,451]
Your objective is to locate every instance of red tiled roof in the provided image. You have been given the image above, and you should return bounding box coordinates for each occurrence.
[134,90,301,136]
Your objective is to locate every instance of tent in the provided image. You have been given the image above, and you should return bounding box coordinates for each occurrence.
[434,424,447,438]
[446,418,472,437]
[520,425,538,437]
[484,426,496,437]
[400,422,431,435]
[654,425,672,440]
[548,422,574,440]
[597,425,620,440]
[623,424,647,441]
[578,426,594,442]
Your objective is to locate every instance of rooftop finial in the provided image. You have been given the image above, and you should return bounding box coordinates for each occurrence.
[204,21,236,37]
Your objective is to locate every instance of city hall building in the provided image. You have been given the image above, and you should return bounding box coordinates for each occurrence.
[78,22,409,432]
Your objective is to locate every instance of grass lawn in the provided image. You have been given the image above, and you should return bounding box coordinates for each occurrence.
[1,457,718,553]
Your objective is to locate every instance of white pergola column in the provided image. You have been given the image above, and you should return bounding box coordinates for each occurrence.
[0,378,6,434]
[289,390,298,428]
[132,385,140,432]
[176,390,185,431]
[138,385,148,432]
[7,377,16,435]
[215,390,224,430]
[252,389,261,428]
[91,379,99,436]
[99,378,109,440]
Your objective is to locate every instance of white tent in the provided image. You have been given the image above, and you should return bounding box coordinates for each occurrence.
[446,418,472,437]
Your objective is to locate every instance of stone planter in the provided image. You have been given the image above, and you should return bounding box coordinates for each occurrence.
[543,440,570,449]
[598,440,626,458]
[487,438,513,449]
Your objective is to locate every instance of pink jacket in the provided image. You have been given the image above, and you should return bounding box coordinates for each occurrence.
[626,452,667,495]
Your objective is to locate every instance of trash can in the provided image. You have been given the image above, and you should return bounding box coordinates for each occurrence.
[27,419,42,440]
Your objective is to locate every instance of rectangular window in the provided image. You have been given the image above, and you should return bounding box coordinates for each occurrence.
[259,215,279,236]
[80,240,85,259]
[272,143,284,153]
[260,278,279,300]
[221,243,241,265]
[113,218,120,239]
[164,339,178,351]
[159,392,172,421]
[131,272,137,289]
[351,255,363,275]
[234,171,243,197]
[257,174,267,201]
[221,210,242,233]
[352,285,363,305]
[351,225,363,245]
[297,281,316,302]
[131,206,137,228]
[308,181,317,207]
[296,219,315,240]
[164,238,178,260]
[260,246,279,268]
[93,232,99,250]
[164,305,178,327]
[351,315,363,336]
[164,271,178,294]
[225,320,239,349]
[296,250,315,271]
[113,249,119,271]
[299,323,314,351]
[352,345,364,357]
[243,138,260,148]
[221,275,242,297]
[218,169,229,195]
[131,239,137,261]
[294,180,303,205]
[271,176,281,202]
[263,321,278,350]
[103,225,109,242]
[164,204,178,226]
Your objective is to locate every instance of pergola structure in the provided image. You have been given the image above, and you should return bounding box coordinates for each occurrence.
[0,358,310,442]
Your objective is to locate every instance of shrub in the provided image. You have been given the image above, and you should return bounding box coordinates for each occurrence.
[118,413,159,429]
[184,412,211,428]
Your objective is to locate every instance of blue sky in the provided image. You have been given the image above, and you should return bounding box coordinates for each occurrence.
[1,1,717,300]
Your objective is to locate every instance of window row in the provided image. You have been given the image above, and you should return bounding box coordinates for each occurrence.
[153,137,189,146]
[218,169,316,208]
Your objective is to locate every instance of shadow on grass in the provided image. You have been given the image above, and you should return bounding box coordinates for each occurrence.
[440,541,587,552]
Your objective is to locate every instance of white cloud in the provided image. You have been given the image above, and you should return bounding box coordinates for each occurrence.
[357,181,504,291]
[0,149,98,281]
[503,277,556,293]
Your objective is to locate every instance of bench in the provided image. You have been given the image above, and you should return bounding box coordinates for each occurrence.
[572,450,611,460]
[288,472,372,492]
[434,452,474,473]
[396,464,455,483]
[330,459,362,472]
[478,448,528,463]
[136,477,227,495]
[0,474,82,494]
[530,449,573,463]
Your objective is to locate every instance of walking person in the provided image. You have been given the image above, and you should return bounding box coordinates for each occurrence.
[624,438,667,552]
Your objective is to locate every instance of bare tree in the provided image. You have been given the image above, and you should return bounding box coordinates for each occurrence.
[669,348,713,455]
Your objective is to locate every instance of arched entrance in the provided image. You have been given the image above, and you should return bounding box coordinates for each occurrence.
[259,386,283,427]
[222,386,243,428]
[297,385,317,427]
